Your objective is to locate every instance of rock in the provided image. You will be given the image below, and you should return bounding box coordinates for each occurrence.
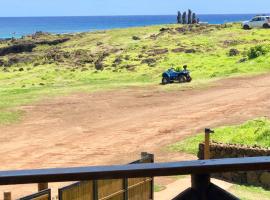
[124,55,130,60]
[114,57,122,65]
[172,48,185,53]
[132,36,140,40]
[124,64,136,71]
[18,68,24,71]
[175,27,187,33]
[81,68,88,72]
[260,172,270,186]
[7,56,33,66]
[238,58,247,63]
[185,49,196,53]
[147,48,168,56]
[247,171,259,185]
[0,43,36,56]
[94,52,110,70]
[2,68,9,72]
[94,61,103,70]
[96,42,103,46]
[149,34,157,40]
[0,59,6,66]
[35,38,70,46]
[141,58,156,66]
[229,48,240,56]
[160,28,170,32]
[224,40,241,46]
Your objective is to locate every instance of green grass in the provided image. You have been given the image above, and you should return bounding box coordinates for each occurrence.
[0,110,23,125]
[2,24,270,124]
[154,184,166,192]
[229,185,270,200]
[168,117,270,155]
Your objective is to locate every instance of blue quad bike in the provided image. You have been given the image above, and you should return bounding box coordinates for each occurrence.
[161,68,192,85]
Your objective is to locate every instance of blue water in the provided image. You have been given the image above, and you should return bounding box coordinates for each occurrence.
[0,14,258,39]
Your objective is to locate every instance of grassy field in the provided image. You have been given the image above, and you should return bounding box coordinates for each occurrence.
[1,23,270,123]
[168,117,270,155]
[229,185,270,200]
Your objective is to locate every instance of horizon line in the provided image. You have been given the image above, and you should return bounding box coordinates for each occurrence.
[0,13,266,18]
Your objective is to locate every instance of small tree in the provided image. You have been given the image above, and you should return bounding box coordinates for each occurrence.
[188,9,192,24]
[192,13,197,24]
[182,12,187,24]
[177,11,182,24]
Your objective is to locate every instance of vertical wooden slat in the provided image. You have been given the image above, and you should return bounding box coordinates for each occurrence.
[93,180,98,200]
[4,192,11,200]
[123,178,128,200]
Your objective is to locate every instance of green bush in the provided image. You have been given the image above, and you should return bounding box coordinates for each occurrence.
[248,45,269,59]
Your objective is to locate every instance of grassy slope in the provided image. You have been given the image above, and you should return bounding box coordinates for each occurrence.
[168,117,270,155]
[1,24,270,124]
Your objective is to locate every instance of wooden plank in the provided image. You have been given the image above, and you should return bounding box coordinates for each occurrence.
[18,189,51,200]
[0,157,270,185]
[58,181,93,200]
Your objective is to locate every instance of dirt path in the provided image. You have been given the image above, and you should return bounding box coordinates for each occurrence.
[1,74,270,198]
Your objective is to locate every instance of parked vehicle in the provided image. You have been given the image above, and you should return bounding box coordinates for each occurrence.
[242,16,270,29]
[162,67,192,85]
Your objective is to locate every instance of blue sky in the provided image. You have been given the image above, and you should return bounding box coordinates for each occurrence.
[1,0,270,17]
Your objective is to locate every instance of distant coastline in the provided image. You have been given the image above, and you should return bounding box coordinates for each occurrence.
[0,14,262,39]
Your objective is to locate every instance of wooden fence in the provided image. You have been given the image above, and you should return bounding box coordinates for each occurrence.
[18,189,51,200]
[1,156,270,199]
[58,152,154,200]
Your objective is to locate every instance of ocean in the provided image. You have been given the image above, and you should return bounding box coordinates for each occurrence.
[0,14,259,39]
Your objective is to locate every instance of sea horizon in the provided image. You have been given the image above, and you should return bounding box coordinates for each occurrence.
[0,14,266,39]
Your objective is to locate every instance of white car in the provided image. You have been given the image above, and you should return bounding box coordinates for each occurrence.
[242,16,270,29]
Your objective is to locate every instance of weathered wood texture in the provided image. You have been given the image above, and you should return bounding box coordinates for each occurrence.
[58,153,154,200]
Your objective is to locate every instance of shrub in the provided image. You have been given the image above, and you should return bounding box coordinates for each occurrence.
[228,48,240,56]
[248,45,269,59]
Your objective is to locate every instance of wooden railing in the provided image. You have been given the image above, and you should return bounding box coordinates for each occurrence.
[1,156,270,199]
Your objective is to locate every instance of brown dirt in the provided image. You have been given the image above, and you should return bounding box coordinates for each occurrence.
[1,73,270,198]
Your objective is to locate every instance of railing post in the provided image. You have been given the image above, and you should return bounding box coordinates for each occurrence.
[93,180,98,200]
[191,174,210,200]
[204,128,214,159]
[3,192,11,200]
[141,152,155,200]
[38,183,48,191]
[123,178,128,200]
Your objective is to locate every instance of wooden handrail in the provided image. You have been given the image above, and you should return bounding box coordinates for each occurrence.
[0,156,270,185]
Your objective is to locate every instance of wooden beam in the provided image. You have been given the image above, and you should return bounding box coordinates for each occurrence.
[0,157,270,185]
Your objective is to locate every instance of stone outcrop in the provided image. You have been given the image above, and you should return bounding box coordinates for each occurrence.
[198,142,270,189]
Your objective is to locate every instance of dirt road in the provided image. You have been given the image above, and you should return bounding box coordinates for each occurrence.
[1,73,270,198]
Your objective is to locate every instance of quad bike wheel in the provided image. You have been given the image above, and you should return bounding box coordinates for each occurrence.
[162,77,170,85]
[178,75,186,83]
[186,76,192,82]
